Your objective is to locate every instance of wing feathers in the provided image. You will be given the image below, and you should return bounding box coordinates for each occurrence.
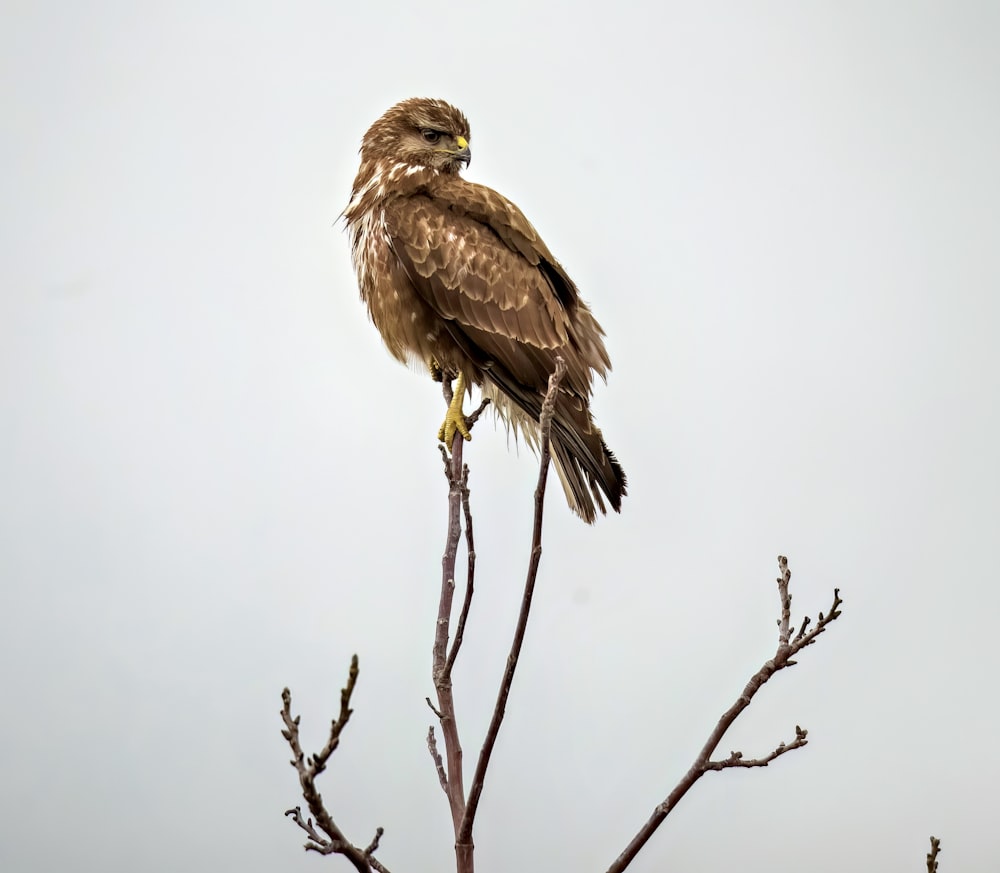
[385,197,572,352]
[380,176,625,521]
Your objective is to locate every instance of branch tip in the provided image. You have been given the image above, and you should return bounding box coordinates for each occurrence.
[606,557,843,873]
[927,836,941,873]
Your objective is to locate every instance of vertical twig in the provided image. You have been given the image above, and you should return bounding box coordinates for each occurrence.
[432,426,468,837]
[444,464,476,680]
[458,358,566,845]
[430,377,488,873]
[926,836,941,873]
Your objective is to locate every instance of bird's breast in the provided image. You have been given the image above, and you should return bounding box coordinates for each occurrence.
[349,207,457,370]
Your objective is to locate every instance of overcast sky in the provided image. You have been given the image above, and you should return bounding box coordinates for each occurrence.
[2,2,998,871]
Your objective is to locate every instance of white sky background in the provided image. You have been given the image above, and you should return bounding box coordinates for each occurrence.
[2,2,998,871]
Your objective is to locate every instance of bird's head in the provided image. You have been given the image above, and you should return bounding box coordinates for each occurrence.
[360,98,471,173]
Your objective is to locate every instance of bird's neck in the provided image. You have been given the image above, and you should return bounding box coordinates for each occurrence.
[343,159,443,224]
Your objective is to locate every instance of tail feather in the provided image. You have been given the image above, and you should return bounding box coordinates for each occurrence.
[482,376,627,523]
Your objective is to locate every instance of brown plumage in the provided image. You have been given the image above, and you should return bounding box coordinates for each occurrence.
[342,98,626,522]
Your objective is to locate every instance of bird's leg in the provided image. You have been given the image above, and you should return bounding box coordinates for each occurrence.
[438,371,472,444]
[428,357,444,382]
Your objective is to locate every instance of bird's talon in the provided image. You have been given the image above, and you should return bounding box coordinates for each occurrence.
[438,409,472,445]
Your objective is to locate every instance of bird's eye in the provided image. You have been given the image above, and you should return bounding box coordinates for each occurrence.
[421,129,442,144]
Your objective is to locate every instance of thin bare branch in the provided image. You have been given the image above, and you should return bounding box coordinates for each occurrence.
[777,556,843,655]
[280,660,390,873]
[430,379,498,873]
[705,725,809,770]
[458,357,566,846]
[364,828,385,857]
[432,415,467,821]
[605,557,843,873]
[927,836,941,873]
[466,398,491,428]
[312,654,359,773]
[429,376,488,873]
[427,725,449,794]
[776,554,793,645]
[444,463,476,680]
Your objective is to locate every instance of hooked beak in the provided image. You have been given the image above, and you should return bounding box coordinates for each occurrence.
[453,135,471,168]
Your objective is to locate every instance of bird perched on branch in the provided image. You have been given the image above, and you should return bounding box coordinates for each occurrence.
[342,98,626,523]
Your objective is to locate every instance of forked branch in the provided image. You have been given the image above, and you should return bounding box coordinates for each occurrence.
[280,658,390,873]
[428,359,566,873]
[428,392,489,844]
[606,557,844,873]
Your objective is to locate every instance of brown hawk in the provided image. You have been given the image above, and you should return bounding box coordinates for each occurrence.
[342,98,626,522]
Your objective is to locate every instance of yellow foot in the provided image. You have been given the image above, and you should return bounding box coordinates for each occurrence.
[438,406,472,444]
[437,371,472,444]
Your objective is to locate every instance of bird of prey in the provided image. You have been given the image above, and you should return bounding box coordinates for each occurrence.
[342,98,626,523]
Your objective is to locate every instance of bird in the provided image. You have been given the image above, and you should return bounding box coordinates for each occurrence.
[342,98,626,523]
